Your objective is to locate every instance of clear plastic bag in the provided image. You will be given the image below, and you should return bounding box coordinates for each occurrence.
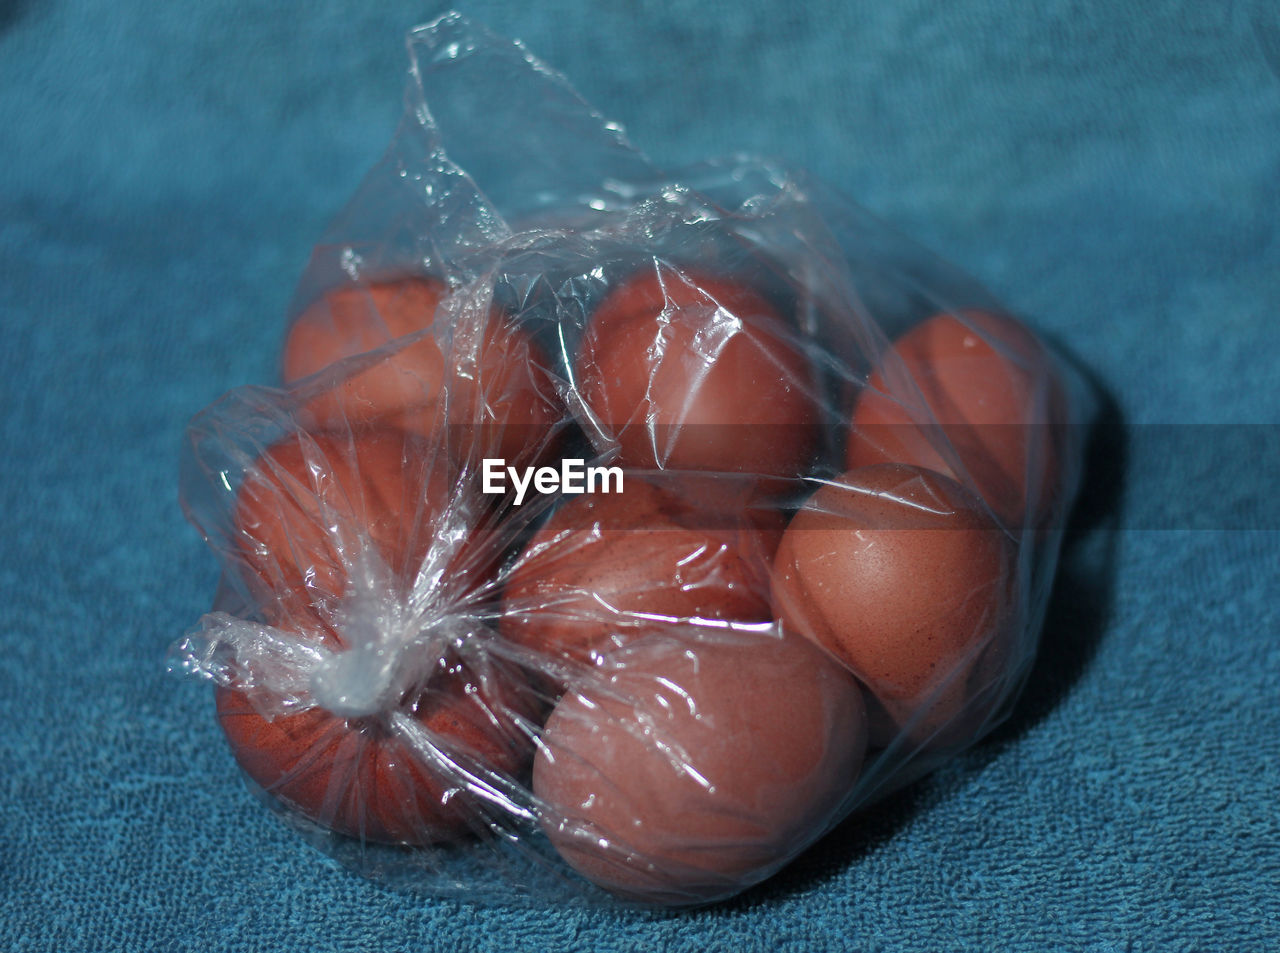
[171,12,1088,907]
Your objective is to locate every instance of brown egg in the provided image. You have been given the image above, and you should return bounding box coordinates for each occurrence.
[232,428,490,628]
[282,277,561,467]
[772,464,1015,749]
[532,629,867,904]
[215,646,534,846]
[575,266,820,479]
[222,428,534,843]
[846,310,1064,528]
[500,475,778,675]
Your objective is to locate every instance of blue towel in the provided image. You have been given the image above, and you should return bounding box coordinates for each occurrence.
[2,1,1277,949]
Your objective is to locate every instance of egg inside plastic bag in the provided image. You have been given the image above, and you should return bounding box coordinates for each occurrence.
[170,12,1090,907]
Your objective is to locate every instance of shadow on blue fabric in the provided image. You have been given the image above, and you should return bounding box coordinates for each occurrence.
[0,0,31,33]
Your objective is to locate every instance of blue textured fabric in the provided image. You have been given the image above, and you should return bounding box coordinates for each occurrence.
[3,1,1278,949]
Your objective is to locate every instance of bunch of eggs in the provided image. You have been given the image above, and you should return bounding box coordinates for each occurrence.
[214,260,1066,904]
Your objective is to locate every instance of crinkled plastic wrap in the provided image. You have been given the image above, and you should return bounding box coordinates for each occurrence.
[171,13,1090,907]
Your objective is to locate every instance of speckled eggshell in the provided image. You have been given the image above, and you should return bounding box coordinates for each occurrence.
[283,277,561,467]
[772,464,1015,749]
[532,629,867,904]
[500,475,777,676]
[845,310,1064,528]
[575,266,820,479]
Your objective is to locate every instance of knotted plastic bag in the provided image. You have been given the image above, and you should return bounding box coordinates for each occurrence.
[171,12,1088,907]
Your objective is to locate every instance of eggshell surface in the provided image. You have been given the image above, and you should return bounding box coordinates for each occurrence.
[221,428,533,843]
[532,629,867,904]
[845,310,1063,527]
[500,476,777,672]
[772,464,1015,747]
[232,428,488,629]
[283,277,560,466]
[216,649,534,845]
[575,267,820,478]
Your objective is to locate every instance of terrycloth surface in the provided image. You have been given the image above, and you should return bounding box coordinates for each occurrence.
[3,0,1277,949]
